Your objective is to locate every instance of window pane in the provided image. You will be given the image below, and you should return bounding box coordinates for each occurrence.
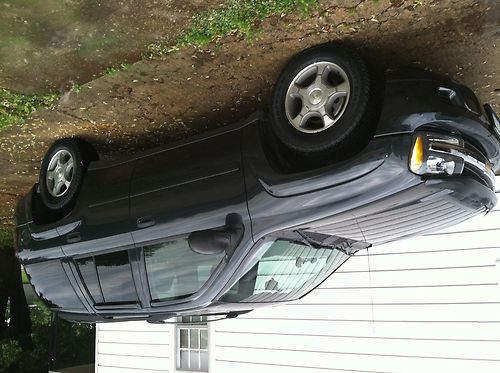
[76,257,104,304]
[95,250,139,303]
[190,329,199,349]
[221,237,348,303]
[179,350,189,370]
[144,239,224,302]
[180,329,188,348]
[200,350,209,371]
[190,350,200,370]
[200,329,208,349]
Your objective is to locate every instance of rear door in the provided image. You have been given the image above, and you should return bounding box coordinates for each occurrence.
[60,161,134,258]
[129,125,250,246]
[71,247,147,319]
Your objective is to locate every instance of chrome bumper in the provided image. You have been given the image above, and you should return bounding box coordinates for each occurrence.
[410,132,496,190]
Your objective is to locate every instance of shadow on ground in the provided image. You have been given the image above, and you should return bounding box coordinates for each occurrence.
[0,0,498,226]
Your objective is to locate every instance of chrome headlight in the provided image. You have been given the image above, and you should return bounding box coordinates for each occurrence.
[409,133,465,176]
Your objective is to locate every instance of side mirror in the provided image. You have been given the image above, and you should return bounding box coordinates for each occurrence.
[188,213,244,256]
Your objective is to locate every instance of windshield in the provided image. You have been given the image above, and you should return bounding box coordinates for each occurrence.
[220,234,350,303]
[144,238,225,303]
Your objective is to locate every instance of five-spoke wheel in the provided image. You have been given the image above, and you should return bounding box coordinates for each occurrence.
[285,62,350,133]
[270,43,377,157]
[46,149,75,198]
[39,138,98,212]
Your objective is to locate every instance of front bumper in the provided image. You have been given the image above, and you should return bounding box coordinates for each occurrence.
[409,132,496,190]
[375,69,500,174]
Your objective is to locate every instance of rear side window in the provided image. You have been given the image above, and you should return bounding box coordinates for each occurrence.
[76,250,139,304]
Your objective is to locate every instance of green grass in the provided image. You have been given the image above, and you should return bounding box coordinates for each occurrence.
[70,83,82,93]
[148,0,319,56]
[0,61,129,128]
[0,87,58,129]
[21,269,29,284]
[102,63,130,76]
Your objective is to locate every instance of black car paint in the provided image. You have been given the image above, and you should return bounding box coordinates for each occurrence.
[15,70,500,323]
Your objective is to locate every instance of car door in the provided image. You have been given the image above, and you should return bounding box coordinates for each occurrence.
[70,246,147,319]
[129,125,250,246]
[58,160,134,258]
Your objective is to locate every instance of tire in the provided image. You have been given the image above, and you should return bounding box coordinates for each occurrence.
[39,138,98,212]
[270,43,378,157]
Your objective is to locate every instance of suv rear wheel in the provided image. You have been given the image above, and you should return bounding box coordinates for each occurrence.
[39,138,98,212]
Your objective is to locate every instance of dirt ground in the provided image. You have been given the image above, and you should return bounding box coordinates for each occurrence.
[0,0,499,228]
[0,0,224,94]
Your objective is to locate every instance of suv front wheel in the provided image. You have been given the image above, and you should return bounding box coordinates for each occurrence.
[270,43,379,157]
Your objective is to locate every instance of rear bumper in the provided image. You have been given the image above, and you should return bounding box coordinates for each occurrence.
[15,187,34,255]
[15,186,33,228]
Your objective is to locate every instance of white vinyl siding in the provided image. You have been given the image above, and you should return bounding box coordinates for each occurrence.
[96,185,500,373]
[96,321,174,372]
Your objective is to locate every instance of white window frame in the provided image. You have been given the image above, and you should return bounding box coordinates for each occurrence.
[175,316,209,372]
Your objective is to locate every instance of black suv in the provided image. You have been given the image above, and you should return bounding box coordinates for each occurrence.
[15,44,500,323]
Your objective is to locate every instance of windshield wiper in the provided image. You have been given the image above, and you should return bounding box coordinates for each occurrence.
[296,230,371,255]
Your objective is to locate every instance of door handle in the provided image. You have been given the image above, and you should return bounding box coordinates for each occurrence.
[66,232,81,243]
[137,216,155,229]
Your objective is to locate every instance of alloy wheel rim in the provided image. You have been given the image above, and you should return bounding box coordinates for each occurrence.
[284,61,351,134]
[46,149,74,197]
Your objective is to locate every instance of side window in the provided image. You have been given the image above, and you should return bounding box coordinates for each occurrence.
[76,250,139,304]
[144,238,225,303]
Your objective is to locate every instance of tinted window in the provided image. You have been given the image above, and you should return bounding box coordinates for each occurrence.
[221,238,348,303]
[95,250,139,303]
[76,257,104,304]
[144,239,224,302]
[76,250,139,304]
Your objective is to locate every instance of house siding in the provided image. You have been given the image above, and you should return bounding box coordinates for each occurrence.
[96,187,500,373]
[96,321,174,373]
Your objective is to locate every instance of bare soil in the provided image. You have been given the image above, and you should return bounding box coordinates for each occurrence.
[0,0,499,228]
[0,0,224,94]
